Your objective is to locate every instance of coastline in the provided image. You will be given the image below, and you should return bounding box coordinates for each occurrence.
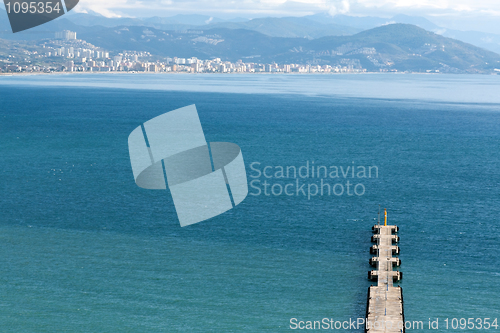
[0,71,475,77]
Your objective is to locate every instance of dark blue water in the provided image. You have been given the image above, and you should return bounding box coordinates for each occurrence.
[0,75,499,332]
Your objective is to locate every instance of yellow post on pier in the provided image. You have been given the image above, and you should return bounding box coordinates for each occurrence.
[384,208,387,226]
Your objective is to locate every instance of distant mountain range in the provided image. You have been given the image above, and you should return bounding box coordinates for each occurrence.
[81,24,500,72]
[1,9,500,73]
[1,9,500,54]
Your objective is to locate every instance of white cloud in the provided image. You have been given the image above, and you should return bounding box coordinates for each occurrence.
[354,0,500,16]
[327,0,351,16]
[75,0,129,17]
[75,0,500,19]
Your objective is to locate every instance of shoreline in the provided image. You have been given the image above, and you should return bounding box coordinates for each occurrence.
[1,71,490,77]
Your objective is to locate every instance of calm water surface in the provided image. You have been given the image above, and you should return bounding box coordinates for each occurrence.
[0,74,499,332]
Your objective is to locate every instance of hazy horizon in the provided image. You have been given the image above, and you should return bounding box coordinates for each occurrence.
[60,0,500,35]
[2,1,500,35]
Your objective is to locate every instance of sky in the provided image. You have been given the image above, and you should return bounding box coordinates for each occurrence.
[70,0,500,33]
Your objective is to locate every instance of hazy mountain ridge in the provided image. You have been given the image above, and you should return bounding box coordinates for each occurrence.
[2,9,500,54]
[74,23,500,73]
[306,24,500,72]
[194,17,361,38]
[1,8,500,73]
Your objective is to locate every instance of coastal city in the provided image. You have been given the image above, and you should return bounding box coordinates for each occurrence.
[0,30,369,74]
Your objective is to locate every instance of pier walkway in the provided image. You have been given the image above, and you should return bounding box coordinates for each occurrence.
[366,213,404,333]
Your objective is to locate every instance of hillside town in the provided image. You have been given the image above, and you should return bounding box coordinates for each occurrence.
[0,30,369,74]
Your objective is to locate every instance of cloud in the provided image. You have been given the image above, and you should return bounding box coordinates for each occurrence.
[74,0,500,19]
[352,0,500,16]
[327,0,351,16]
[74,0,130,17]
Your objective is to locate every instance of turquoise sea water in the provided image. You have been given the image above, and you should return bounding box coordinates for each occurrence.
[0,74,499,332]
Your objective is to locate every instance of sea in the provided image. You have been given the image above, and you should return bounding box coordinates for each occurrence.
[0,73,499,332]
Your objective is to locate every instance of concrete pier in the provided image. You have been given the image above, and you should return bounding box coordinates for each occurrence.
[366,224,404,333]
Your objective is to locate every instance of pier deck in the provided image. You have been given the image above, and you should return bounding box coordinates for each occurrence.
[366,224,404,333]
